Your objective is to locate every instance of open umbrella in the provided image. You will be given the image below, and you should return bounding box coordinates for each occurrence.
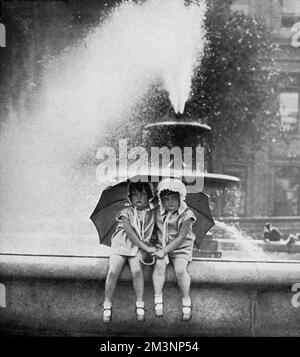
[185,191,215,248]
[90,172,215,248]
[90,180,131,247]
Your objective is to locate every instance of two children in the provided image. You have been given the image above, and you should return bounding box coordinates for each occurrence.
[102,178,196,323]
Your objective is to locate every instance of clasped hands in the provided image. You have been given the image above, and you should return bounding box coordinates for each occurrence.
[145,244,166,259]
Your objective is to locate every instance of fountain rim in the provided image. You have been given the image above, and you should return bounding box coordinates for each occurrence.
[99,170,241,185]
[144,121,212,132]
[201,172,240,183]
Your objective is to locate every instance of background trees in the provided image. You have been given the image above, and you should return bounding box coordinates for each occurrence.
[0,1,283,168]
[108,1,282,172]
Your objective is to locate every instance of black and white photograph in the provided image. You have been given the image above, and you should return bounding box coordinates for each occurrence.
[0,0,300,348]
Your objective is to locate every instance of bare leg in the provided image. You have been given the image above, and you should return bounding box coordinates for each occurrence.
[128,255,145,302]
[104,254,127,303]
[128,256,146,321]
[172,258,191,299]
[152,258,167,295]
[173,257,192,321]
[152,258,167,317]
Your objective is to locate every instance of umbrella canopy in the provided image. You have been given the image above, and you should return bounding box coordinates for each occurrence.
[185,191,215,248]
[90,173,215,248]
[90,180,130,247]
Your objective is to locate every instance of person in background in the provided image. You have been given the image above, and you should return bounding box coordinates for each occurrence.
[263,222,281,242]
[286,234,297,245]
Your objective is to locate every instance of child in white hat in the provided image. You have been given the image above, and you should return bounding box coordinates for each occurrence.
[152,178,196,321]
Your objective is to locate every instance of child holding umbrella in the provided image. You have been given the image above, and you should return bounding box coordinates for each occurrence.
[102,181,157,323]
[152,177,196,321]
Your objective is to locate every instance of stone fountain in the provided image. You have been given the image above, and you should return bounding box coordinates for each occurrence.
[143,112,240,258]
[0,0,300,337]
[1,108,300,336]
[144,114,300,261]
[144,113,240,208]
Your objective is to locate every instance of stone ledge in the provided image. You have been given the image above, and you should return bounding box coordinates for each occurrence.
[0,254,300,336]
[0,254,300,285]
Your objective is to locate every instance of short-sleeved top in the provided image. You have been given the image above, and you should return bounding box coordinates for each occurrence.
[110,204,155,257]
[155,206,196,261]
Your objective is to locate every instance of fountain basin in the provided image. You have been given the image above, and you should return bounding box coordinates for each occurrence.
[145,121,212,133]
[196,238,300,260]
[0,253,300,336]
[204,239,300,253]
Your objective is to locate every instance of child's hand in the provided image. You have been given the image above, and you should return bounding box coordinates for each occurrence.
[147,246,157,254]
[152,249,166,259]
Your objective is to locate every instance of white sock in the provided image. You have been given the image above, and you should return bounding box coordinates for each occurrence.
[136,301,144,308]
[182,297,191,306]
[103,301,112,309]
[154,293,163,304]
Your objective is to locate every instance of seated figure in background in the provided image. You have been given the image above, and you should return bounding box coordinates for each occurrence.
[286,234,297,245]
[263,223,281,242]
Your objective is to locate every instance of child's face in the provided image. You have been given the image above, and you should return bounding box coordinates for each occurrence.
[161,191,180,212]
[130,188,149,210]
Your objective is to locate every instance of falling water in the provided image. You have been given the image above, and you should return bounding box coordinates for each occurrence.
[213,221,269,261]
[0,0,207,253]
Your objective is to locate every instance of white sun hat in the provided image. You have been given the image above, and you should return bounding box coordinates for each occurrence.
[157,178,187,214]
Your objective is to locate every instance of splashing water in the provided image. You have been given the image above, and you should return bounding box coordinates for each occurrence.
[0,0,207,249]
[213,221,269,261]
[151,0,207,113]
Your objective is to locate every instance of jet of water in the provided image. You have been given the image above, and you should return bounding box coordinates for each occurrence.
[0,0,207,241]
[214,221,269,261]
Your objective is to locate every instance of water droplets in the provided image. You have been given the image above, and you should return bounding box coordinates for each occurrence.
[0,0,207,233]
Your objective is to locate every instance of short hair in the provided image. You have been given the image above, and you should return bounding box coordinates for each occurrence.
[128,181,153,200]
